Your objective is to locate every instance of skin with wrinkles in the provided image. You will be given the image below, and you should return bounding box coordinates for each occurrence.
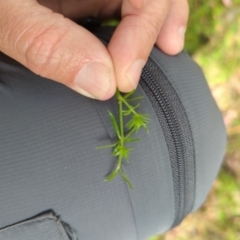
[0,0,189,100]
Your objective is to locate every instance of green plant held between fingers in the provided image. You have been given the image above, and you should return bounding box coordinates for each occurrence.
[97,89,150,189]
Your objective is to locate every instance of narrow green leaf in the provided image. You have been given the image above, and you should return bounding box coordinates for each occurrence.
[112,151,120,157]
[126,118,135,130]
[120,169,133,189]
[123,89,136,99]
[143,124,149,133]
[112,147,121,157]
[132,103,140,110]
[120,146,132,159]
[96,143,117,149]
[111,141,120,154]
[105,168,118,181]
[122,109,132,116]
[124,138,141,143]
[141,115,150,122]
[122,148,133,163]
[107,110,121,139]
[127,96,145,102]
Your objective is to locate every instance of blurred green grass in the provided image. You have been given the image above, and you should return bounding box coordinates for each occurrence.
[151,0,240,239]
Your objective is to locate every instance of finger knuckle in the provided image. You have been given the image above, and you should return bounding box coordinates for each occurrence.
[141,2,169,39]
[141,14,160,40]
[24,27,66,76]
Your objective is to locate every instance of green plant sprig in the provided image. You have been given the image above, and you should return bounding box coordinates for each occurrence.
[97,89,149,189]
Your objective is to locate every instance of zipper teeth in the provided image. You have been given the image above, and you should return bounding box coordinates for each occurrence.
[140,68,186,226]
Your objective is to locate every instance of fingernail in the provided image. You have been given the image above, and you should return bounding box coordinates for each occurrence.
[178,26,186,50]
[126,59,145,89]
[74,62,111,99]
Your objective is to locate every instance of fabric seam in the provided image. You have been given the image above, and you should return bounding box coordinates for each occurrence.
[0,212,70,240]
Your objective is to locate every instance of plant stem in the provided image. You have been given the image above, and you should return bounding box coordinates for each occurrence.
[116,89,125,179]
[116,154,122,171]
[99,89,149,189]
[121,96,138,115]
[117,89,124,139]
[125,128,136,139]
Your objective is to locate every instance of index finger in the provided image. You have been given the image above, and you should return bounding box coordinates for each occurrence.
[107,0,170,92]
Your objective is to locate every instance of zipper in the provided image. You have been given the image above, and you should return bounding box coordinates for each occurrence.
[140,59,195,227]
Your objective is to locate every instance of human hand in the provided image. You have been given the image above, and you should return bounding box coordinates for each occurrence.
[0,0,188,100]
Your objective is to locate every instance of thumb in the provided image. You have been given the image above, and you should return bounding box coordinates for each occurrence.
[0,0,116,100]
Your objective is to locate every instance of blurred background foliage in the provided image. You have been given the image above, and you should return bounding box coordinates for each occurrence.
[150,0,240,239]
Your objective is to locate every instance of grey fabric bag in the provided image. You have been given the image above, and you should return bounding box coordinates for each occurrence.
[0,27,226,240]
